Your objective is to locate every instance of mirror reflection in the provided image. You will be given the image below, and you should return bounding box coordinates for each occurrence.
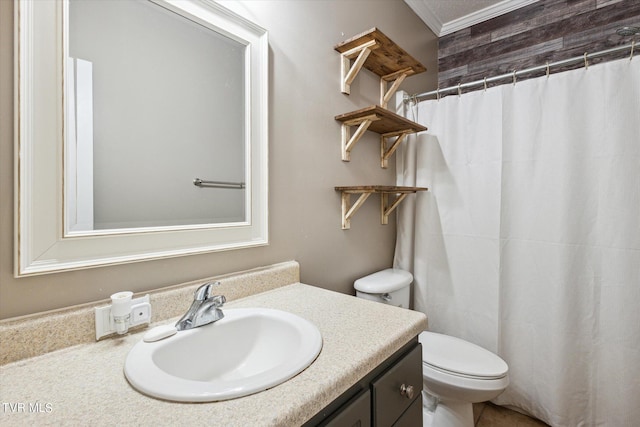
[15,0,267,276]
[66,0,247,232]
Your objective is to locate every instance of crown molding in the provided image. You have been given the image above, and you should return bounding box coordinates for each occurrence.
[405,0,539,37]
[404,0,443,36]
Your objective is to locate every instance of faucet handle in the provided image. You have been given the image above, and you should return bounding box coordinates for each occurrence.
[210,294,226,307]
[193,281,220,301]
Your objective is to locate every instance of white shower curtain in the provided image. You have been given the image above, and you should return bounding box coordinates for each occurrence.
[394,57,640,426]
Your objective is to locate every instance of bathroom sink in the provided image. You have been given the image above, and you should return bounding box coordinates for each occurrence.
[124,308,322,402]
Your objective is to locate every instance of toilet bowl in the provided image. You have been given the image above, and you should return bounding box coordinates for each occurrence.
[354,269,509,427]
[419,331,509,427]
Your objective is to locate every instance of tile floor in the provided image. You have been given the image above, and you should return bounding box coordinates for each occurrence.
[474,403,550,427]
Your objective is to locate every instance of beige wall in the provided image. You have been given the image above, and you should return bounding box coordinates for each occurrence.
[0,0,437,319]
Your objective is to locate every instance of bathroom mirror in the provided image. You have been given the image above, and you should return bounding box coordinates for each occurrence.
[14,0,268,276]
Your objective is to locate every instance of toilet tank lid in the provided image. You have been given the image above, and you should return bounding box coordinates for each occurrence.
[354,268,413,293]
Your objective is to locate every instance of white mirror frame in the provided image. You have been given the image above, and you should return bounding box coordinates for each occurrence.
[14,0,268,277]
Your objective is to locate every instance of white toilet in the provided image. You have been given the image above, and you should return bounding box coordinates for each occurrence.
[354,269,509,427]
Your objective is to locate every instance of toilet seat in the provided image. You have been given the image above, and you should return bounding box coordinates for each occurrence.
[419,332,508,380]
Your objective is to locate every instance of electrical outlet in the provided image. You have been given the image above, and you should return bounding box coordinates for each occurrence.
[95,294,151,340]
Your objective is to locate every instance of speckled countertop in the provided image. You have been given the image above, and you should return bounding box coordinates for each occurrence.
[0,283,426,426]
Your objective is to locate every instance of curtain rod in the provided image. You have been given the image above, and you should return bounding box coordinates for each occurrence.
[406,42,635,103]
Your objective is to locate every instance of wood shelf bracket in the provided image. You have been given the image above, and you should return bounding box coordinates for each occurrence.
[380,67,412,108]
[381,192,408,225]
[380,130,410,168]
[341,114,380,161]
[335,28,426,100]
[336,105,427,165]
[335,186,428,229]
[340,40,380,94]
[340,192,372,230]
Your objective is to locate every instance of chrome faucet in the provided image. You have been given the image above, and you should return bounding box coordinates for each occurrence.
[175,282,226,331]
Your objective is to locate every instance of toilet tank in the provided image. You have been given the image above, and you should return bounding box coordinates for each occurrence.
[354,268,413,308]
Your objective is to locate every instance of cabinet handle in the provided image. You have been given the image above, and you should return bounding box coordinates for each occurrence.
[399,384,414,399]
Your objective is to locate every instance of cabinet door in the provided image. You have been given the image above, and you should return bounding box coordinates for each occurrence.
[392,395,422,427]
[321,389,371,427]
[372,344,422,427]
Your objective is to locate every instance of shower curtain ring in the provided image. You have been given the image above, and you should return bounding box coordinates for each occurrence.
[436,86,440,101]
[458,82,462,97]
[631,41,635,61]
[546,61,550,78]
[512,70,517,85]
[484,77,488,91]
[584,52,589,69]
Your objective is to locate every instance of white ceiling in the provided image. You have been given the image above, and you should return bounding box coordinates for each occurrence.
[404,0,539,37]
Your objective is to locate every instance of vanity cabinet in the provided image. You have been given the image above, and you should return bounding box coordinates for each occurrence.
[321,389,371,426]
[372,343,422,426]
[308,339,422,427]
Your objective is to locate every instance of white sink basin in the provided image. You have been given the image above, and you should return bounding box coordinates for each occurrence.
[124,308,322,402]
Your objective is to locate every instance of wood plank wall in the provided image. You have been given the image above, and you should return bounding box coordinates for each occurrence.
[438,0,640,94]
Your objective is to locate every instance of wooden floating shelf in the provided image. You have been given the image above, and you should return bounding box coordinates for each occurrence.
[334,186,428,229]
[333,30,430,229]
[335,105,427,168]
[334,27,426,108]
